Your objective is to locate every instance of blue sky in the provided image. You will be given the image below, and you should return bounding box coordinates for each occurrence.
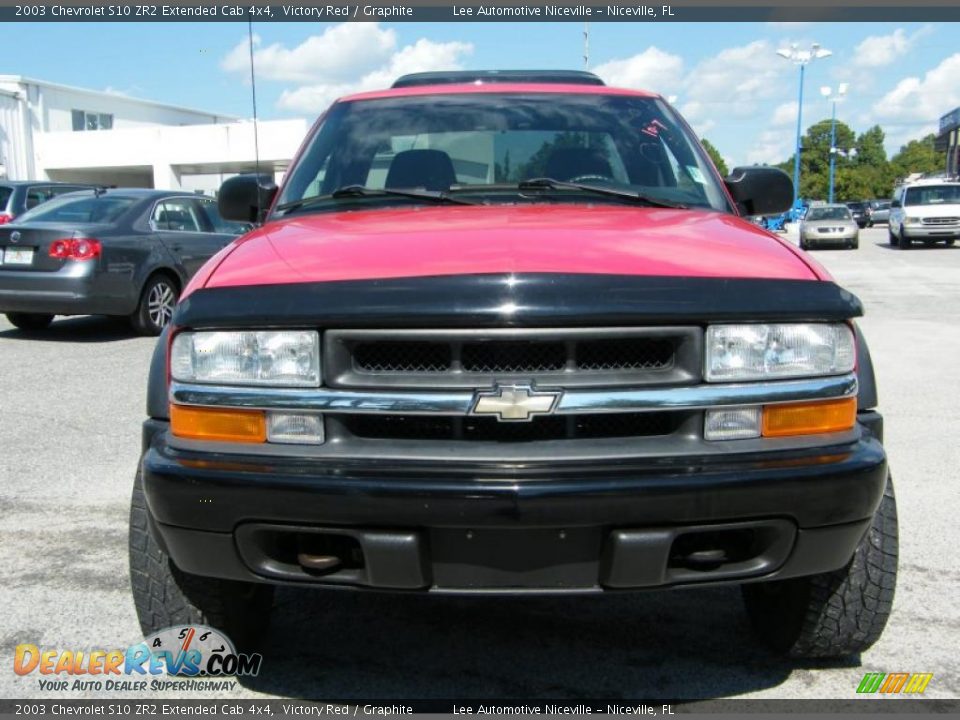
[6,21,959,166]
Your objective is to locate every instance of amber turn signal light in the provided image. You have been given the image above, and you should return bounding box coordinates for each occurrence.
[170,405,266,443]
[761,397,857,438]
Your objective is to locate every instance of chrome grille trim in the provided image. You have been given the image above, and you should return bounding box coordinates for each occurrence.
[170,373,857,415]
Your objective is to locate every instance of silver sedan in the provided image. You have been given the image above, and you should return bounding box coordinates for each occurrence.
[800,205,860,250]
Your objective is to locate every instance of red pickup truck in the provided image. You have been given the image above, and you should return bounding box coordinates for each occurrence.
[131,71,896,658]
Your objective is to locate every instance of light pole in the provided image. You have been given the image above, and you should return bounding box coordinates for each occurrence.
[830,146,857,194]
[821,83,848,204]
[777,43,833,208]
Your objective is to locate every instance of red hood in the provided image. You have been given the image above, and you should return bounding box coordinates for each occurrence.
[198,205,820,293]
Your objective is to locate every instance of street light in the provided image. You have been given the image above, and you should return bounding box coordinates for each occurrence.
[777,42,833,208]
[821,83,849,204]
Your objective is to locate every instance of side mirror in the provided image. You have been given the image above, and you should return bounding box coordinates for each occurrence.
[724,166,793,216]
[218,174,278,224]
[891,199,902,208]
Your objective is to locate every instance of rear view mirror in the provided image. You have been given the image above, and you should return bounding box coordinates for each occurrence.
[218,174,278,224]
[724,166,793,217]
[891,199,902,208]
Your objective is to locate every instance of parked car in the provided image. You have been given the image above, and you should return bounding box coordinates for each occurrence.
[800,204,860,250]
[0,180,100,225]
[0,188,251,334]
[132,70,895,660]
[865,200,891,226]
[845,201,869,228]
[888,179,960,249]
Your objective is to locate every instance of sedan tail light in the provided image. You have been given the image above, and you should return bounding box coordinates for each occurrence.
[0,213,13,225]
[49,238,102,261]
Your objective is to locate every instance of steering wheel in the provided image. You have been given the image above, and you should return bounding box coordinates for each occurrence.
[568,174,614,184]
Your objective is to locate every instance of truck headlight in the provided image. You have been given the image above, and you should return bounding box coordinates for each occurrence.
[171,330,321,387]
[904,217,921,225]
[705,323,855,382]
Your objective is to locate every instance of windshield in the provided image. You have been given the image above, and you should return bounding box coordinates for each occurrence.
[806,207,852,221]
[904,185,960,207]
[0,186,12,209]
[14,193,137,224]
[276,93,731,214]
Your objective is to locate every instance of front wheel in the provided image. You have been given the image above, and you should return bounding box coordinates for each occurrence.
[742,474,897,658]
[131,275,178,336]
[6,312,54,331]
[898,229,911,250]
[128,469,274,649]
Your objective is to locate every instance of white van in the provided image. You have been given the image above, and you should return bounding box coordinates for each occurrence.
[888,179,960,249]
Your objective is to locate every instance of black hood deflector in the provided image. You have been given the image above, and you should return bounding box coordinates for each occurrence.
[174,273,863,329]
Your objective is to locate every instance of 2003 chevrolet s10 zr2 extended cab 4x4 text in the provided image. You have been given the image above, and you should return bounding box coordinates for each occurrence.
[131,70,896,658]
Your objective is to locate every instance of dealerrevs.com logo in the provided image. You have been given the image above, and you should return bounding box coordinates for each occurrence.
[14,625,262,692]
[857,672,934,695]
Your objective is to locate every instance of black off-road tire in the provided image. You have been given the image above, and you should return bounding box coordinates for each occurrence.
[128,469,274,650]
[742,474,898,658]
[6,312,54,331]
[130,274,179,336]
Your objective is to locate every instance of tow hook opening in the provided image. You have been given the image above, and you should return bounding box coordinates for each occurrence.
[294,533,365,575]
[668,529,760,572]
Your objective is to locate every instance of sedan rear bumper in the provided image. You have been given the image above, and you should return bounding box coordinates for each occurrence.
[0,265,118,315]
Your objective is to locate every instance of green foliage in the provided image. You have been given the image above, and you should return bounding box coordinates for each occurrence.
[699,138,729,177]
[772,122,946,203]
[890,134,942,180]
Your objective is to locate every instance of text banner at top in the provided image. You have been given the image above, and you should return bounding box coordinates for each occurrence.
[2,1,960,21]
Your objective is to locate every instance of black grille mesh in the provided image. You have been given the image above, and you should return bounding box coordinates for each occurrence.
[576,338,675,371]
[342,412,677,442]
[461,341,567,373]
[351,337,676,375]
[353,342,452,373]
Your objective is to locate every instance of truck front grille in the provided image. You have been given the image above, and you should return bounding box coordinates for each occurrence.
[326,328,701,389]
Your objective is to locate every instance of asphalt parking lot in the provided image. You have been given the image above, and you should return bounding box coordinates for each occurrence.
[1,225,958,701]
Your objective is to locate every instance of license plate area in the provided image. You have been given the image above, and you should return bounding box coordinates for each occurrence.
[3,248,35,265]
[430,527,602,589]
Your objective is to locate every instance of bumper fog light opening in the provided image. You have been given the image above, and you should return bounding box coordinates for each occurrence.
[704,407,762,441]
[267,412,325,445]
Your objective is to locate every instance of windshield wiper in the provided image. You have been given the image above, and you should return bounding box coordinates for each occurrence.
[276,185,479,214]
[517,177,687,209]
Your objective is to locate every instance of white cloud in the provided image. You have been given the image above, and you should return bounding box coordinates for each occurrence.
[593,40,797,163]
[871,53,960,126]
[592,47,685,95]
[852,27,931,68]
[682,40,792,124]
[276,37,473,113]
[771,101,799,127]
[222,25,396,84]
[746,129,794,165]
[221,24,473,113]
[866,52,960,153]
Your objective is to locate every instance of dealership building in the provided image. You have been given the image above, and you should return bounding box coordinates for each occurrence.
[0,75,307,191]
[935,107,960,178]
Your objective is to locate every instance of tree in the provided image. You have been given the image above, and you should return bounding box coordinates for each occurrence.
[890,134,943,180]
[700,138,729,176]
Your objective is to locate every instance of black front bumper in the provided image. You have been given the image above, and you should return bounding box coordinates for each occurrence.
[141,417,887,593]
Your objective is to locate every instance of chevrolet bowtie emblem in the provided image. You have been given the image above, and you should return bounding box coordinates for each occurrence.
[471,385,562,422]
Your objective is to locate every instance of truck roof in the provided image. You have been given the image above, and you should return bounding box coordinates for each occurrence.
[338,82,659,104]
